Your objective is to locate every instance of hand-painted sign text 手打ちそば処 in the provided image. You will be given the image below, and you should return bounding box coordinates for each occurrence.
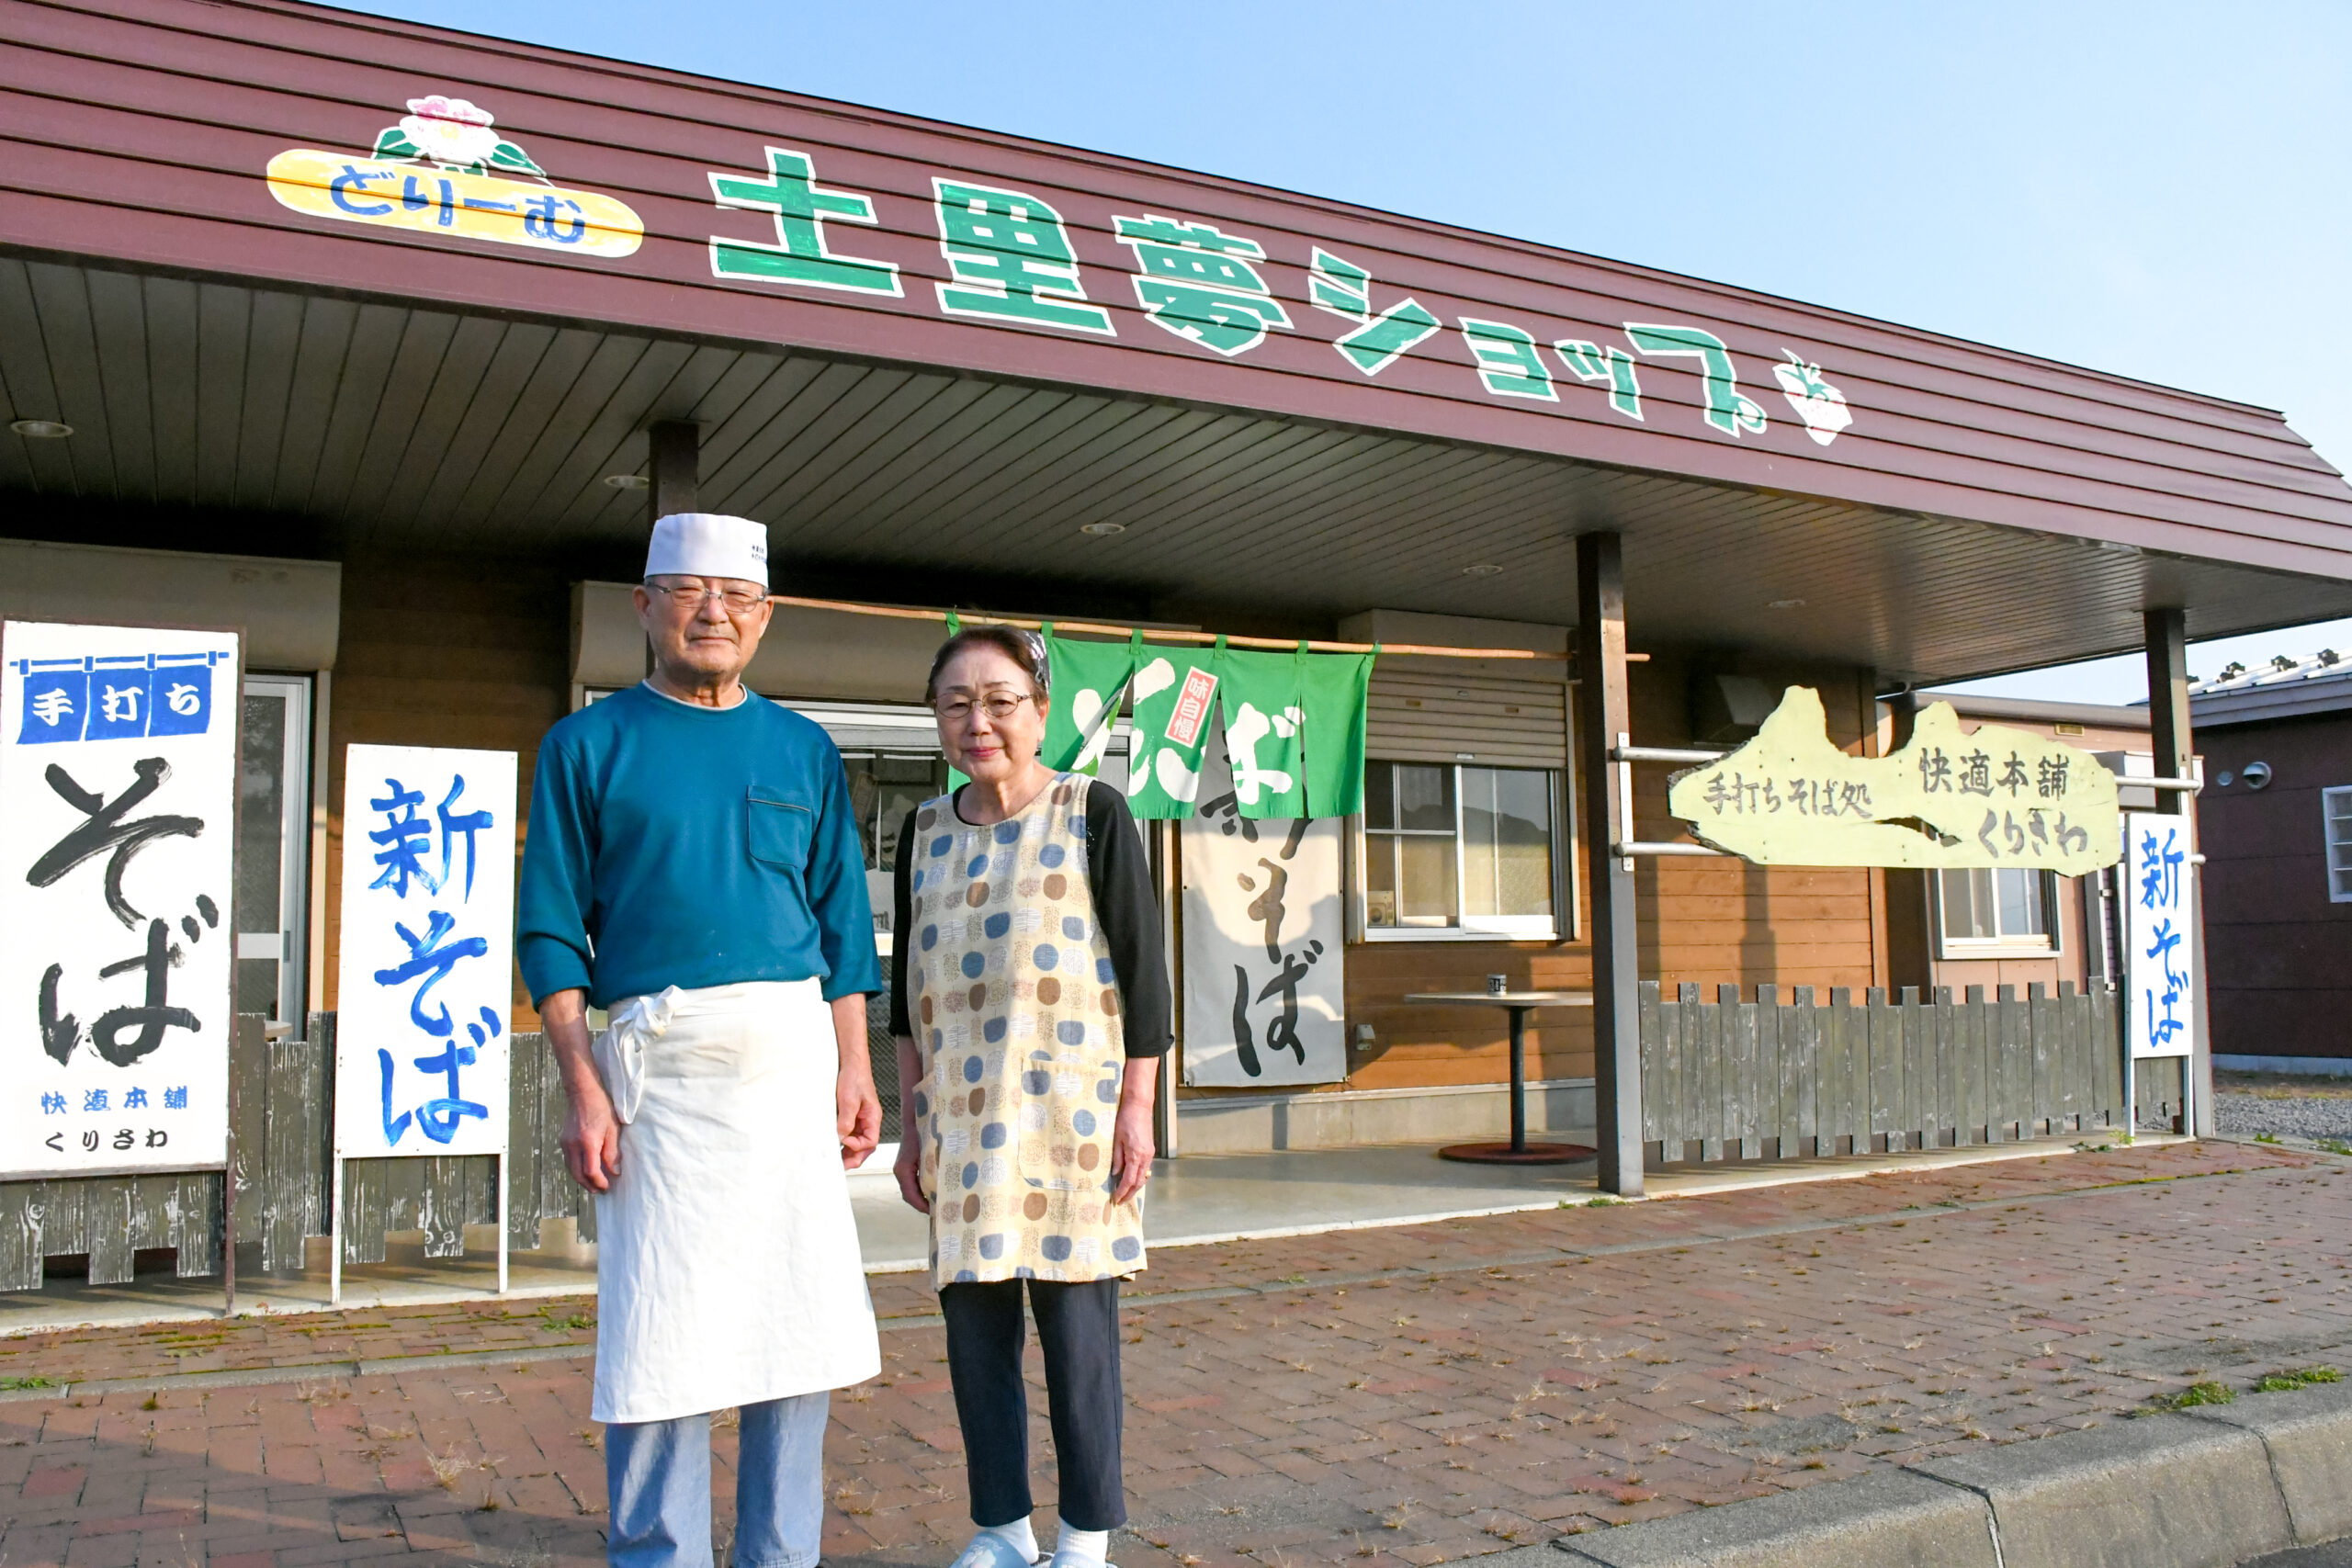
[1665,687,2122,874]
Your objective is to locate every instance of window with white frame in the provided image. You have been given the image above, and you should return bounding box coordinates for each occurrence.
[1361,761,1557,938]
[2325,787,2352,902]
[1938,866,2057,953]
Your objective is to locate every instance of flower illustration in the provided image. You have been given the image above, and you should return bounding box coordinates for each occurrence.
[1772,351,1854,446]
[399,96,502,169]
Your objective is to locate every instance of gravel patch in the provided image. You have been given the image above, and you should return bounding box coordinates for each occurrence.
[2217,1092,2352,1143]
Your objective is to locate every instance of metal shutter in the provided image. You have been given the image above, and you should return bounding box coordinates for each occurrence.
[1365,671,1567,767]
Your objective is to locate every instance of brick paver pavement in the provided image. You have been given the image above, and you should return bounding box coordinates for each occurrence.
[5,1140,2348,1567]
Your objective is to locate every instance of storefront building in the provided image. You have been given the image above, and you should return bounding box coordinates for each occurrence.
[7,0,2352,1227]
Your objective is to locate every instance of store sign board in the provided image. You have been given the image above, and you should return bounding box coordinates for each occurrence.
[256,101,1854,450]
[1667,687,2121,873]
[1179,733,1346,1089]
[333,744,516,1159]
[266,95,643,257]
[2122,811,2196,1060]
[0,621,240,1177]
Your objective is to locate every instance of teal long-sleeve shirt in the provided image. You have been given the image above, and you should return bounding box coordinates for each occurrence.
[516,683,882,1009]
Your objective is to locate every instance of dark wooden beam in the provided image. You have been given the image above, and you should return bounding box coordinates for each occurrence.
[2144,608,2192,817]
[1577,531,1642,1195]
[2143,606,2211,1134]
[649,422,699,527]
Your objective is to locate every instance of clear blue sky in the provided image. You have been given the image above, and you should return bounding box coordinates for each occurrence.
[355,0,2352,702]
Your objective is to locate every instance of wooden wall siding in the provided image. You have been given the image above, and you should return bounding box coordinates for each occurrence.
[1337,660,1880,1095]
[1631,660,1881,993]
[1638,981,2124,1162]
[2198,712,2352,1058]
[1344,941,1595,1090]
[323,551,572,1022]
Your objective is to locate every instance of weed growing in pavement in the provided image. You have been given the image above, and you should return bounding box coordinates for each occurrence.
[141,1393,158,1410]
[427,1448,480,1489]
[0,1376,59,1391]
[2254,1366,2343,1393]
[2256,1134,2283,1145]
[2149,1381,2235,1411]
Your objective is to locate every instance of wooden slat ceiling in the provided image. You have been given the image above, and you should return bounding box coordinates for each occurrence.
[4,256,2348,686]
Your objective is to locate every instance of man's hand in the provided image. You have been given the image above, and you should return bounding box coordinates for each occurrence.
[541,988,622,1192]
[563,1085,624,1193]
[832,993,882,1169]
[1109,1055,1159,1207]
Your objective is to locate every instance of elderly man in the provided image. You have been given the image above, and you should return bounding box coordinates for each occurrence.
[517,513,882,1568]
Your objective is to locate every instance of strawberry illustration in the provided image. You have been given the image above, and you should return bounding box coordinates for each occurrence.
[1772,351,1853,446]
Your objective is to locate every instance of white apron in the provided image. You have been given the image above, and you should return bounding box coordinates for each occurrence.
[589,978,879,1424]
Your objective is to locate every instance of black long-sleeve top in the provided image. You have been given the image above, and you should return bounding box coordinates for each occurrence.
[888,780,1172,1057]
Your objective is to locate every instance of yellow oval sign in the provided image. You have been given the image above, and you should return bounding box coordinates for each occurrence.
[266,150,643,258]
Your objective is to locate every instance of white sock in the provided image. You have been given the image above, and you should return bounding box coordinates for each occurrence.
[982,1516,1038,1562]
[1054,1521,1110,1566]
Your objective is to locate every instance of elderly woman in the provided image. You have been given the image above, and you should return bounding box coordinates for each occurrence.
[890,626,1170,1568]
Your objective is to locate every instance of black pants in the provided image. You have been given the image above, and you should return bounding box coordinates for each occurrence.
[940,1277,1125,1531]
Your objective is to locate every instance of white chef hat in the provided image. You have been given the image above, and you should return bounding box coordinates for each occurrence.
[645,513,769,589]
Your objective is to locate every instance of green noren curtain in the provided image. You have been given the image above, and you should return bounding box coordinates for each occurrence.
[1125,638,1225,819]
[1041,627,1138,776]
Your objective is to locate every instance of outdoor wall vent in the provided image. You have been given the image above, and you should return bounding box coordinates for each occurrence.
[2244,761,2274,790]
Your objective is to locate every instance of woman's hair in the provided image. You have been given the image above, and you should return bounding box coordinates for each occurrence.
[924,626,1051,705]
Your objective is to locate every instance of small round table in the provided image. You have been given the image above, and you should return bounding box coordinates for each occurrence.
[1405,990,1596,1165]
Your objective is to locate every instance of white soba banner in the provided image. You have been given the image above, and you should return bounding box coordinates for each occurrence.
[1179,731,1347,1088]
[0,620,241,1177]
[334,744,517,1159]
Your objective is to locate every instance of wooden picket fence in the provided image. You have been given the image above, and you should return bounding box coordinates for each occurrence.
[2,976,2184,1290]
[1639,980,2181,1162]
[1,987,908,1292]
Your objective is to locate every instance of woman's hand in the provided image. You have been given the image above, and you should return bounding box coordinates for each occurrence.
[1109,1055,1159,1206]
[894,1139,930,1214]
[893,1033,929,1213]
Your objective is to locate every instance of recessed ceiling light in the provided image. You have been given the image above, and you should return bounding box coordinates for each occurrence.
[1461,563,1504,577]
[1080,522,1126,536]
[9,419,72,439]
[604,473,649,490]
[1767,597,1805,610]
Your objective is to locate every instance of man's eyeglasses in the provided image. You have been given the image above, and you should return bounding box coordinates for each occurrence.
[933,694,1035,723]
[650,580,767,615]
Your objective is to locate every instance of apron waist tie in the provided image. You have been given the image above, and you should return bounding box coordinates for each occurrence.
[594,986,682,1124]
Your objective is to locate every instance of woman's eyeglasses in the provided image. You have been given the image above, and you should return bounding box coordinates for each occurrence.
[933,694,1035,723]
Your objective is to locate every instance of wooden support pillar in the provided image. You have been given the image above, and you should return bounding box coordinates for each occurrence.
[648,421,699,525]
[1577,532,1642,1195]
[2143,606,2213,1134]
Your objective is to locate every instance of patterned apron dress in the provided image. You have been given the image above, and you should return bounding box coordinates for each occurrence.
[907,773,1147,1288]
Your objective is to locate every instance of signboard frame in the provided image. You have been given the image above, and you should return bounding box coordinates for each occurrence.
[329,743,519,1305]
[0,617,247,1307]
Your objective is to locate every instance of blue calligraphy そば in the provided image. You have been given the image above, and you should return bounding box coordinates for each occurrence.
[2137,823,2190,1053]
[367,772,501,1146]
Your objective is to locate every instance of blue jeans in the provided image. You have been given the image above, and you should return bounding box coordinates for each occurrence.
[605,1393,830,1568]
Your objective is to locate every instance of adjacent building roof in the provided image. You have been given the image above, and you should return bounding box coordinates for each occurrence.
[2188,650,2352,725]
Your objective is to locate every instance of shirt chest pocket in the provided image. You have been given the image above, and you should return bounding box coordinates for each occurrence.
[746,788,814,871]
